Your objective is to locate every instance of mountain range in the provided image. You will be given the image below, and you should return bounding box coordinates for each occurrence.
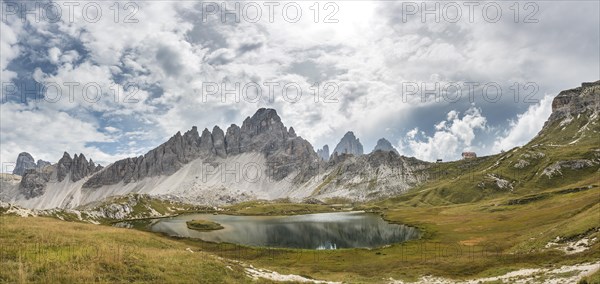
[2,81,598,210]
[2,108,423,209]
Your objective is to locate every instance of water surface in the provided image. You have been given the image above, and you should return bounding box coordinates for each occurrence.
[129,212,419,249]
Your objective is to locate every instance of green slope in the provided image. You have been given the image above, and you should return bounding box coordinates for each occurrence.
[397,103,599,206]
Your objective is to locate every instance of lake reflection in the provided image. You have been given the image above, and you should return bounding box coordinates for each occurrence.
[143,212,419,249]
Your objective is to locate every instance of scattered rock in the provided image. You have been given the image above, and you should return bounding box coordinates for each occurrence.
[542,160,595,178]
[513,159,530,169]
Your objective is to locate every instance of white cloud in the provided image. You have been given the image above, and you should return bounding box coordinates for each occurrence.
[104,126,120,133]
[399,107,487,161]
[0,0,597,167]
[0,103,126,167]
[406,128,418,139]
[492,94,554,152]
[0,20,22,84]
[48,47,61,64]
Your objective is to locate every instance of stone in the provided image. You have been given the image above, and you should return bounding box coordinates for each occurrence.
[317,145,330,161]
[84,108,320,187]
[224,124,242,155]
[372,138,399,154]
[212,126,227,157]
[332,131,364,157]
[12,152,37,176]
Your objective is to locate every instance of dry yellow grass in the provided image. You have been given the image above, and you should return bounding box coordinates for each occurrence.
[0,216,254,283]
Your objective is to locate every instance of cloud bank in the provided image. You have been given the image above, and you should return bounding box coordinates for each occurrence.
[1,1,598,167]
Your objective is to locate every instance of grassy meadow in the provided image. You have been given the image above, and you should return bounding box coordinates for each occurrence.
[0,216,258,283]
[1,175,598,283]
[1,109,598,282]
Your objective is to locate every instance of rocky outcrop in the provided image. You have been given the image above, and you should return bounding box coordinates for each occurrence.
[199,128,215,154]
[84,108,319,187]
[12,152,51,176]
[56,152,72,182]
[314,150,429,200]
[235,108,318,182]
[13,152,36,176]
[37,160,51,169]
[85,127,202,187]
[71,154,100,182]
[513,159,530,169]
[212,126,226,157]
[54,152,101,182]
[546,81,600,125]
[317,145,330,161]
[542,160,596,178]
[288,127,297,137]
[332,131,364,157]
[17,152,102,199]
[239,108,289,153]
[20,169,51,199]
[225,124,242,155]
[479,174,514,191]
[372,138,399,154]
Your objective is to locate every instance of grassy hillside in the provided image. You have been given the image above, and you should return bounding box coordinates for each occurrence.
[397,107,599,206]
[0,216,255,283]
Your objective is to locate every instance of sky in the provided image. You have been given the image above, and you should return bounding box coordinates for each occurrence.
[1,0,599,170]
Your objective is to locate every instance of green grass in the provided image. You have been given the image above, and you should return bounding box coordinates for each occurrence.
[395,108,600,207]
[0,216,255,283]
[579,269,600,284]
[186,220,224,231]
[3,180,598,283]
[183,184,599,283]
[223,200,337,216]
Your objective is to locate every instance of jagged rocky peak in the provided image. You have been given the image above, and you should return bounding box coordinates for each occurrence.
[241,108,287,138]
[56,152,102,182]
[18,151,102,199]
[288,127,297,137]
[238,108,290,154]
[84,123,221,188]
[237,108,318,181]
[372,138,399,154]
[317,145,330,161]
[183,126,200,143]
[56,152,73,182]
[13,152,36,176]
[212,126,226,157]
[199,127,214,153]
[332,131,364,157]
[70,153,98,182]
[225,124,242,155]
[12,152,51,176]
[84,108,319,188]
[549,80,600,123]
[181,126,201,156]
[37,160,51,168]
